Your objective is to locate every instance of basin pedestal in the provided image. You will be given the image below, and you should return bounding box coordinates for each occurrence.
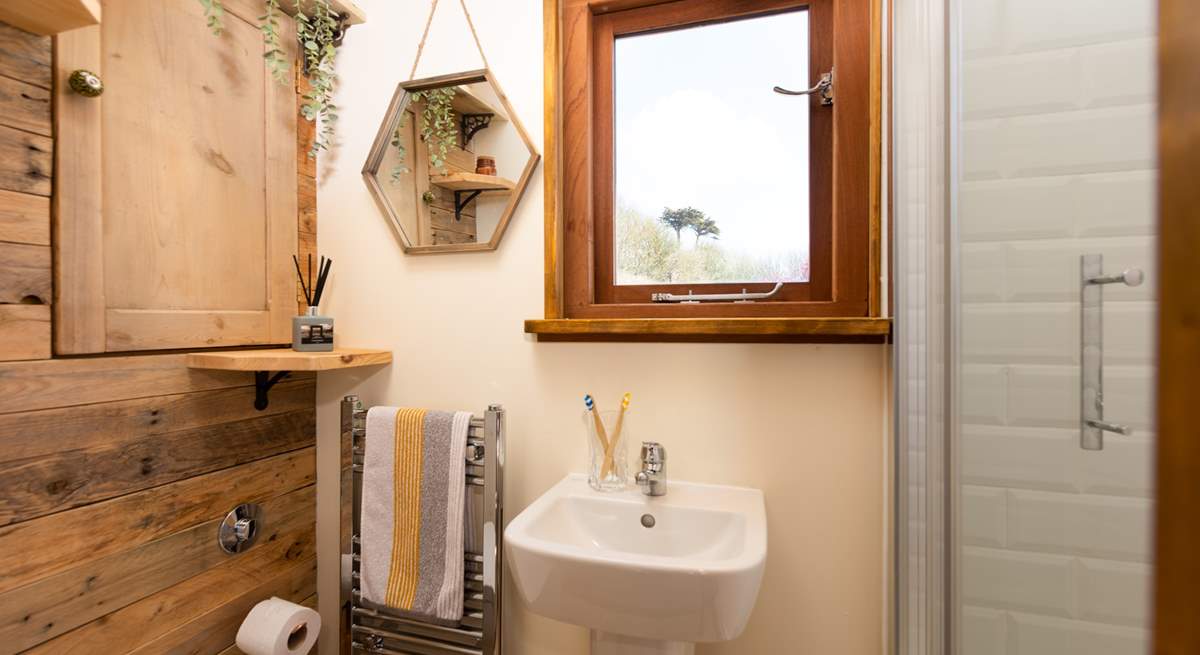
[591,630,694,655]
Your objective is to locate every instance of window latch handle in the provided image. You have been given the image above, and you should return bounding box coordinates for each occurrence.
[773,70,834,106]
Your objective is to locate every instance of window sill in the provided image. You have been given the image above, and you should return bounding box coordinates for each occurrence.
[524,317,891,343]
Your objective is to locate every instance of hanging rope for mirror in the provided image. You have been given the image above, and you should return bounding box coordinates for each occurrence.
[389,0,491,183]
[409,0,491,81]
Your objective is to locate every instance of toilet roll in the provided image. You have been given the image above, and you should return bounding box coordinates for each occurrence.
[235,597,321,655]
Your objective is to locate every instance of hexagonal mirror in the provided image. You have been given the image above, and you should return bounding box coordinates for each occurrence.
[363,70,539,254]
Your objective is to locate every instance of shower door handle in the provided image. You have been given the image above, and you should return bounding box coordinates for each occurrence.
[1080,254,1143,450]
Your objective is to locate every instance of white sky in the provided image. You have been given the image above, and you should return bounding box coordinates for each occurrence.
[614,10,810,255]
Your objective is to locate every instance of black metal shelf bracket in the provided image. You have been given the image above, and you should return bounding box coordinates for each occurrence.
[299,13,352,75]
[453,190,483,221]
[460,113,493,148]
[254,370,292,411]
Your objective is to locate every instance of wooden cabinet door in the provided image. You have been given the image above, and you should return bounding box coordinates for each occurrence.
[54,0,296,353]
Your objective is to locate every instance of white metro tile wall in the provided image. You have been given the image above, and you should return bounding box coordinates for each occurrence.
[957,1,1156,653]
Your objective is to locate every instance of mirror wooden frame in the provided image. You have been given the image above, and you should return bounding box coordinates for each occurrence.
[362,69,540,254]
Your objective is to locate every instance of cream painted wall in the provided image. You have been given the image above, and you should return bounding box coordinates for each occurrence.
[313,2,888,653]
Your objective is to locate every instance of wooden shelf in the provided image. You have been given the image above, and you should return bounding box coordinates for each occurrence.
[0,0,100,35]
[524,318,892,342]
[452,87,507,120]
[430,173,516,192]
[187,347,391,372]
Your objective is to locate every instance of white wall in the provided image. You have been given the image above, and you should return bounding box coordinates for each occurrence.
[956,1,1157,652]
[314,2,888,653]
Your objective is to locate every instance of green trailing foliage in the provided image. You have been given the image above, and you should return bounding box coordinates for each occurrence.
[260,0,289,85]
[416,88,457,172]
[199,0,225,35]
[390,124,409,183]
[296,0,340,157]
[390,87,458,183]
[198,0,340,158]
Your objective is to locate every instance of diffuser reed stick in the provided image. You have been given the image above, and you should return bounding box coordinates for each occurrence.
[293,254,333,308]
[312,256,332,306]
[293,254,312,306]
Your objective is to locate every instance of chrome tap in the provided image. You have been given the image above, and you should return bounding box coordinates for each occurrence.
[635,442,667,496]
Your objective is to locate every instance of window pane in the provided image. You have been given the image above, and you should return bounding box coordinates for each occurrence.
[614,10,810,286]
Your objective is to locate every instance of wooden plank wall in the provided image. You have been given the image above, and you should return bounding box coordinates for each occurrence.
[0,22,52,361]
[298,72,318,314]
[0,20,324,655]
[0,356,318,654]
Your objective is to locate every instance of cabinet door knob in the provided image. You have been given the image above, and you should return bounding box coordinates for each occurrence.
[68,69,103,97]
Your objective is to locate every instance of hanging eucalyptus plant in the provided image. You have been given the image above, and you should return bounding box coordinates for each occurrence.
[390,87,458,183]
[198,0,340,157]
[260,0,290,85]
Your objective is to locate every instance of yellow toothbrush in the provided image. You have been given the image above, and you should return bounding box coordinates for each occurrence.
[601,393,631,480]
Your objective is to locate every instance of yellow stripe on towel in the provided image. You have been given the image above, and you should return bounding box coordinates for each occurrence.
[386,408,427,608]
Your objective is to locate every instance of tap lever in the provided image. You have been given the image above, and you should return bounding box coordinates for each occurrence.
[636,441,667,496]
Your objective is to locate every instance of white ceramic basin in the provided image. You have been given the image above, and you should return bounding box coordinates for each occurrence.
[505,474,767,647]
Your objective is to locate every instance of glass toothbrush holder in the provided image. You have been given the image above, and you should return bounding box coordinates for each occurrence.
[584,409,630,491]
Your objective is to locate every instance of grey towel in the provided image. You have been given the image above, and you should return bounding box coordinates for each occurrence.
[361,407,470,623]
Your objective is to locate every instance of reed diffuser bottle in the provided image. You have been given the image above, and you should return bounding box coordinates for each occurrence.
[293,254,334,352]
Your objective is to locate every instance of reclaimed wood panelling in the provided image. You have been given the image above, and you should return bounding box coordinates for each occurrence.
[0,447,315,594]
[0,378,314,463]
[430,205,479,239]
[27,540,316,654]
[0,407,315,525]
[0,353,276,414]
[0,22,51,361]
[124,559,316,655]
[297,68,318,314]
[0,304,48,361]
[0,123,51,196]
[0,188,49,245]
[0,484,314,651]
[0,354,319,654]
[0,15,324,655]
[0,74,50,137]
[299,171,317,234]
[297,72,317,178]
[0,22,51,89]
[0,241,49,304]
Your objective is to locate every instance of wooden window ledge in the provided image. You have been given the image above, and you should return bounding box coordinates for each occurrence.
[524,318,892,343]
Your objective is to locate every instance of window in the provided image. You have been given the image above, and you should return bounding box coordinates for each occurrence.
[538,0,883,337]
[612,11,813,288]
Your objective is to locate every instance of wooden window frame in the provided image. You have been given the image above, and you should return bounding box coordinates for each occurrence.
[531,0,889,340]
[590,0,834,314]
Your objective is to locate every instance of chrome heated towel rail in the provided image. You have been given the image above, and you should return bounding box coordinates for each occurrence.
[342,396,504,655]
